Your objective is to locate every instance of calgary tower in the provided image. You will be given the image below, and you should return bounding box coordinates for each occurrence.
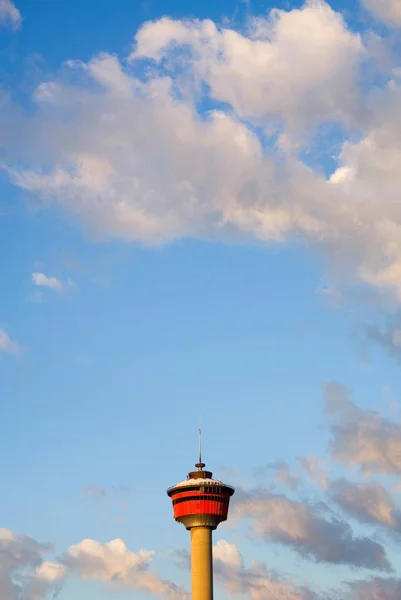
[167,433,235,600]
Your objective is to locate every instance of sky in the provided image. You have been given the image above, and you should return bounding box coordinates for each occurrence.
[1,0,401,598]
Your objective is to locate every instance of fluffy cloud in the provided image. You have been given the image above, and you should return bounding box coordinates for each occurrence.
[1,0,401,304]
[0,328,21,355]
[214,540,313,600]
[0,0,21,29]
[32,272,76,293]
[7,58,278,245]
[233,488,390,570]
[330,478,401,531]
[0,530,187,600]
[132,0,364,136]
[20,562,67,600]
[362,0,401,27]
[61,538,188,599]
[328,80,401,301]
[324,381,401,477]
[0,529,66,600]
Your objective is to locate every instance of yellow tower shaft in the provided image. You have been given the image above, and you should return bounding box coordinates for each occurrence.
[190,526,213,600]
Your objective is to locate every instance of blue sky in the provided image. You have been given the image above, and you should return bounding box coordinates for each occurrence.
[1,0,401,599]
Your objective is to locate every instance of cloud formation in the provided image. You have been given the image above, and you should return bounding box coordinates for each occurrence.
[61,538,188,599]
[0,0,21,29]
[233,488,390,570]
[132,0,364,136]
[366,315,401,362]
[298,456,328,489]
[273,462,300,491]
[32,272,76,293]
[351,577,401,600]
[361,0,401,27]
[0,530,187,600]
[213,540,313,600]
[324,381,401,477]
[256,461,300,491]
[330,478,401,531]
[1,1,401,302]
[0,328,21,355]
[0,529,66,600]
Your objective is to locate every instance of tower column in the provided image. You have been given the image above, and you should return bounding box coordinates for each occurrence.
[190,527,213,600]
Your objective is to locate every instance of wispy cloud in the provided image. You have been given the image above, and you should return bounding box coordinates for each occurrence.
[233,487,390,570]
[351,577,401,600]
[32,272,77,294]
[330,478,401,532]
[81,486,108,502]
[213,540,314,600]
[81,484,130,503]
[361,0,401,27]
[324,381,401,477]
[0,328,22,356]
[366,315,401,363]
[0,0,21,30]
[255,461,300,491]
[298,456,328,489]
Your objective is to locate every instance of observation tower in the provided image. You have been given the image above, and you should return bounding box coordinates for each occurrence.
[167,433,235,600]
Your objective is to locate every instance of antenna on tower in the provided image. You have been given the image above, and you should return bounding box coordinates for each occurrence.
[196,422,205,470]
[198,426,202,464]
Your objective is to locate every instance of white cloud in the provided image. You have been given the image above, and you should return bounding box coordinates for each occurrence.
[213,540,310,600]
[20,562,67,600]
[0,530,187,600]
[0,328,21,355]
[61,538,188,599]
[329,82,401,301]
[132,0,364,138]
[0,0,21,29]
[362,0,401,27]
[32,272,76,293]
[2,1,401,304]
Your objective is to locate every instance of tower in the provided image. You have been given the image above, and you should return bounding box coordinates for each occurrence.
[167,438,235,600]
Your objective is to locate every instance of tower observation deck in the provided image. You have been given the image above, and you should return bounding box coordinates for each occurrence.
[167,448,235,600]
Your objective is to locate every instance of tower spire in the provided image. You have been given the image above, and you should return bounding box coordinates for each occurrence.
[196,426,205,470]
[198,427,202,464]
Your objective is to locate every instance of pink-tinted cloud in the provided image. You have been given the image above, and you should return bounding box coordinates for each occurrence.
[233,488,390,570]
